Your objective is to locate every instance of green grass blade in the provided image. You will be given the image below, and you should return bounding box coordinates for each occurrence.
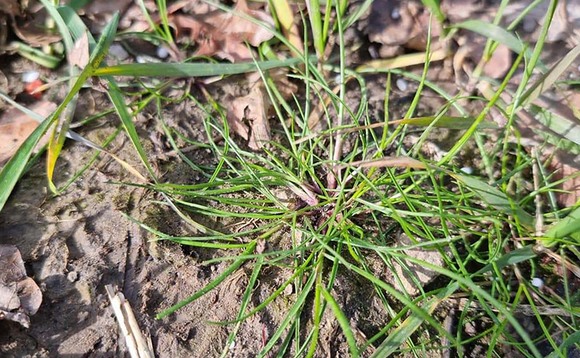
[104,77,157,181]
[420,0,445,23]
[474,245,537,276]
[545,330,580,358]
[392,115,497,130]
[397,254,544,358]
[520,44,580,107]
[38,0,74,52]
[259,267,317,356]
[304,0,324,58]
[451,20,544,71]
[8,41,62,68]
[92,57,307,77]
[220,256,264,357]
[371,283,457,357]
[0,114,55,211]
[450,173,534,228]
[57,5,97,47]
[320,285,359,358]
[45,12,118,191]
[0,11,119,206]
[543,206,580,246]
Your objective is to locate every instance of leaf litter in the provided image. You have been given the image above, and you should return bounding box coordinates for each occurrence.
[169,0,275,62]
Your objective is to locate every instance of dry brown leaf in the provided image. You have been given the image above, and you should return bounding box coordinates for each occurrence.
[367,0,441,54]
[0,245,42,328]
[170,0,274,62]
[11,5,61,47]
[482,44,512,79]
[0,0,21,17]
[228,84,271,150]
[68,31,90,69]
[0,100,57,166]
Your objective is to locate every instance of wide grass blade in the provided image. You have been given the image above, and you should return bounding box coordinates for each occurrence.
[93,57,307,77]
[0,112,55,211]
[450,173,534,228]
[543,206,580,246]
[0,10,119,207]
[270,0,303,56]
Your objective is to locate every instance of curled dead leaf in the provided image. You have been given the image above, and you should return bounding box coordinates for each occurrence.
[228,84,271,150]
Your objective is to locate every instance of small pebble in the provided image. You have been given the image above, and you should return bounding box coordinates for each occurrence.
[22,71,40,83]
[531,277,544,288]
[283,283,294,296]
[156,46,169,59]
[396,78,408,91]
[460,166,474,175]
[108,43,129,61]
[391,8,400,20]
[67,271,79,283]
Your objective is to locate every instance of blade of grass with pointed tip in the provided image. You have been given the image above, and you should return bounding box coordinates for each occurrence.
[390,116,497,130]
[521,44,580,107]
[44,9,118,192]
[451,20,545,71]
[0,13,119,208]
[543,206,580,246]
[450,173,534,228]
[92,57,306,77]
[371,283,458,358]
[320,285,359,358]
[474,245,537,276]
[104,77,156,181]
